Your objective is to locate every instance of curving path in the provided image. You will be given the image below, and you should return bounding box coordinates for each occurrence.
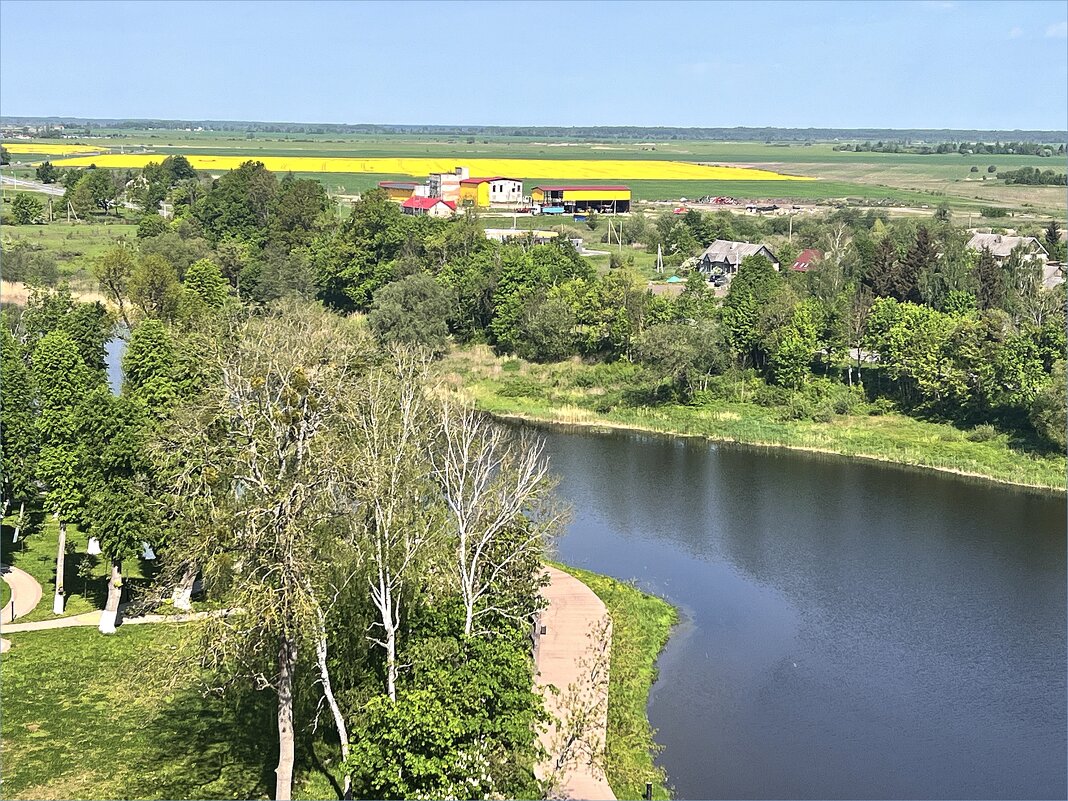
[1,563,45,653]
[535,566,617,800]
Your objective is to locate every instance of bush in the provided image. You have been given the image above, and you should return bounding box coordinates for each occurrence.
[753,383,792,408]
[870,397,897,415]
[501,359,521,372]
[966,423,999,442]
[495,376,545,400]
[980,206,1008,218]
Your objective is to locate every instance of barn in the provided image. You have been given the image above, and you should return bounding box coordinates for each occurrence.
[530,185,631,213]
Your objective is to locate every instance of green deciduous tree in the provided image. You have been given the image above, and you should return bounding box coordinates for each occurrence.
[10,192,44,224]
[35,161,58,184]
[721,254,779,367]
[32,330,91,614]
[0,318,37,536]
[129,254,181,321]
[368,272,452,355]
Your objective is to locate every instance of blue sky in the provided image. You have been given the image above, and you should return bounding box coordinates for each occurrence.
[1,0,1066,130]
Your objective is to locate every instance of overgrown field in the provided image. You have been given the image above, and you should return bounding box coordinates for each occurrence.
[442,346,1067,492]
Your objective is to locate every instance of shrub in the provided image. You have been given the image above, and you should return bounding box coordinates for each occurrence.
[870,397,897,415]
[501,359,521,372]
[966,423,999,442]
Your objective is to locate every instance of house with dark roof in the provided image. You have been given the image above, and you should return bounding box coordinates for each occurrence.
[697,240,780,277]
[790,249,823,272]
[401,196,456,218]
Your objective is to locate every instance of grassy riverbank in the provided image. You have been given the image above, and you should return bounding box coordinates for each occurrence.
[554,562,679,801]
[442,347,1066,492]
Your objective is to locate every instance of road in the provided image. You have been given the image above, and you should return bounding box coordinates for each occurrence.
[1,174,145,212]
[1,175,65,196]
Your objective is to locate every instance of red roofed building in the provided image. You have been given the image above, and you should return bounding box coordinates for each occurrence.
[790,249,823,272]
[401,196,456,218]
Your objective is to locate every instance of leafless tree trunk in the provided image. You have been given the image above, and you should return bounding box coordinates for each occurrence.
[434,402,553,637]
[53,520,67,614]
[171,562,197,610]
[346,352,437,701]
[275,636,297,801]
[313,602,352,798]
[99,560,122,634]
[12,500,24,543]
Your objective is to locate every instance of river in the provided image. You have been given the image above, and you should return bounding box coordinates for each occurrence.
[535,425,1066,800]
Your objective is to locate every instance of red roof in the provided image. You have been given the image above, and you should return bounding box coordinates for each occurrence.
[459,176,519,185]
[790,248,823,271]
[533,185,631,192]
[401,196,456,210]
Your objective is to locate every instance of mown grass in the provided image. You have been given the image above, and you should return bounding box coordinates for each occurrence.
[0,515,154,622]
[442,346,1066,492]
[550,562,678,801]
[0,625,285,800]
[1,575,11,610]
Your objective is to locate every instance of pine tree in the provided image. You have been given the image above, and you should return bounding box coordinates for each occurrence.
[896,226,933,304]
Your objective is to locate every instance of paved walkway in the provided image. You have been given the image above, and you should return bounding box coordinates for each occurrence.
[0,564,43,624]
[2,608,227,634]
[535,566,617,800]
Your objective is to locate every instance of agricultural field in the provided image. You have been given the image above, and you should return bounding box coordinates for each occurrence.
[4,133,1064,213]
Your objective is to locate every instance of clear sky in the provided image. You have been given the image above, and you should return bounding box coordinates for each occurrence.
[1,0,1066,130]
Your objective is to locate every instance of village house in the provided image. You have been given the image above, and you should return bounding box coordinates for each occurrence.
[966,233,1048,264]
[401,196,456,218]
[697,239,780,277]
[790,248,823,272]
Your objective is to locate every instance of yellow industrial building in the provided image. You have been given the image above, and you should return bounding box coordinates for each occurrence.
[377,181,421,201]
[530,185,631,213]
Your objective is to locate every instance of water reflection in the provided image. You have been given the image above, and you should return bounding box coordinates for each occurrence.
[534,424,1066,800]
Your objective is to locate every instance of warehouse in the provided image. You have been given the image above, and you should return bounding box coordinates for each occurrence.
[458,176,524,207]
[531,185,630,213]
[377,180,422,202]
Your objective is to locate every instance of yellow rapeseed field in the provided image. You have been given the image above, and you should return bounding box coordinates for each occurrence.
[48,154,812,181]
[4,142,107,155]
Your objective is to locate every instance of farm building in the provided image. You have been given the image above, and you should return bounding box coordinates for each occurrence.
[401,196,456,218]
[697,240,780,277]
[531,185,631,213]
[377,181,422,202]
[790,248,823,272]
[459,177,524,207]
[428,167,469,204]
[966,233,1048,263]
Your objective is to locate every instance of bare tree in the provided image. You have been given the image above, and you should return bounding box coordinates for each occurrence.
[433,402,556,637]
[339,350,440,702]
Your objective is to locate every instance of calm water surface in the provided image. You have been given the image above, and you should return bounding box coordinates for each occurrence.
[535,425,1066,800]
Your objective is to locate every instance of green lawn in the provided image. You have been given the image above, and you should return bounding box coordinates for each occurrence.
[1,575,11,610]
[0,515,154,623]
[0,625,287,800]
[443,347,1066,492]
[551,563,677,801]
